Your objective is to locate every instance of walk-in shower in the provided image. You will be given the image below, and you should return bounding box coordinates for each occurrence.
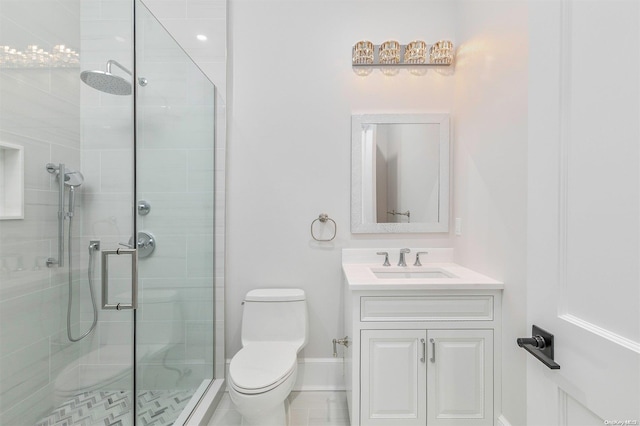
[0,0,219,424]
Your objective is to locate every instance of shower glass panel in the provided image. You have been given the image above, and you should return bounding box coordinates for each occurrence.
[0,0,136,423]
[0,0,215,424]
[135,1,215,423]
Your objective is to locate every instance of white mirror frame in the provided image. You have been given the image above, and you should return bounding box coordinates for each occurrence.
[351,113,450,233]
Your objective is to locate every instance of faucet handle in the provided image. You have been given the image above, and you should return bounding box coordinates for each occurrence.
[414,251,429,266]
[400,248,411,254]
[376,251,391,266]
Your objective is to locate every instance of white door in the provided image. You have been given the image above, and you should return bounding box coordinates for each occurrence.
[528,1,640,424]
[361,329,427,426]
[427,330,493,426]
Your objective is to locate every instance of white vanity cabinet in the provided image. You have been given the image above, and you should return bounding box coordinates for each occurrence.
[359,327,494,426]
[425,329,493,426]
[341,249,504,426]
[349,292,500,426]
[360,329,427,426]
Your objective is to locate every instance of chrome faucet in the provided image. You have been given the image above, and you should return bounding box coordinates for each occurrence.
[376,252,391,266]
[414,251,429,266]
[398,248,411,267]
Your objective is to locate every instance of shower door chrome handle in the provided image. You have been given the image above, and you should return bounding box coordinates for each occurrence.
[101,248,138,310]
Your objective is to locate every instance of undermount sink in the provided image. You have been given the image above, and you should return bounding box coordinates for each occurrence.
[370,267,457,279]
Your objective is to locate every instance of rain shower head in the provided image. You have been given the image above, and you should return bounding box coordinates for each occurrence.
[81,70,132,95]
[80,59,133,95]
[64,170,84,188]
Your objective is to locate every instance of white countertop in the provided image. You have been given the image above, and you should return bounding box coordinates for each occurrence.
[342,248,504,290]
[343,262,504,290]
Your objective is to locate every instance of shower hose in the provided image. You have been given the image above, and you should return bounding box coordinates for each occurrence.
[67,215,99,342]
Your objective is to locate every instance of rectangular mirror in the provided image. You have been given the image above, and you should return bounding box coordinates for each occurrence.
[351,114,450,233]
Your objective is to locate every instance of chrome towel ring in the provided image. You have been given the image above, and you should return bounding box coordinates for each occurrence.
[311,213,337,241]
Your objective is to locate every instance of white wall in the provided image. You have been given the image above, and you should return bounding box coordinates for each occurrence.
[227,0,456,359]
[452,1,528,424]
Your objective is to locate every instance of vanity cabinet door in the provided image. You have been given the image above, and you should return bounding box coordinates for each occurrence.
[426,329,493,426]
[361,330,427,426]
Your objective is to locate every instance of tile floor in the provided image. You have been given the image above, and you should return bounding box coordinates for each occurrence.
[207,391,350,426]
[36,388,195,426]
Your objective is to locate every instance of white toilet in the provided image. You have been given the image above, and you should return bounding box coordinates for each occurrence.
[228,288,308,426]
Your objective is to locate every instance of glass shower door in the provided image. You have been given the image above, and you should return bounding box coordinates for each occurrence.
[75,0,137,423]
[0,0,137,424]
[134,1,215,424]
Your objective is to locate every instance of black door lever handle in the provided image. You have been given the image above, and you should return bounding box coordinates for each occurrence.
[517,335,547,349]
[517,325,560,369]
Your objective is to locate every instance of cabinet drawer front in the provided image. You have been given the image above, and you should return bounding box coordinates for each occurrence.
[361,296,493,322]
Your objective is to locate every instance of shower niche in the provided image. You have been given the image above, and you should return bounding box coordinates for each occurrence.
[0,141,24,220]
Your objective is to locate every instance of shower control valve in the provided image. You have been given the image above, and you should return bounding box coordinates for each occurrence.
[119,231,156,258]
[137,200,151,216]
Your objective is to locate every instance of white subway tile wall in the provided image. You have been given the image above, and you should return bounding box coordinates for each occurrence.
[0,0,83,422]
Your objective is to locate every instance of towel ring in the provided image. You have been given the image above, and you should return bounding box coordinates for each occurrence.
[311,213,337,241]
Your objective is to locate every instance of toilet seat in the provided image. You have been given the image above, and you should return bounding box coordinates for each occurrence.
[229,343,297,395]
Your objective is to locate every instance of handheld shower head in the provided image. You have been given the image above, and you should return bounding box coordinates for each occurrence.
[63,170,84,215]
[64,170,84,188]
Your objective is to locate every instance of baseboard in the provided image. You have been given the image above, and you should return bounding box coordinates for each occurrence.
[497,414,513,426]
[225,357,345,391]
[293,358,345,391]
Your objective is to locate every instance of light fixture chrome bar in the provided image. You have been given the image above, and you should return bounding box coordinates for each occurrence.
[352,42,454,67]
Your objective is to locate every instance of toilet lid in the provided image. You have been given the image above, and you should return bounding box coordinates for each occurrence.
[229,343,297,394]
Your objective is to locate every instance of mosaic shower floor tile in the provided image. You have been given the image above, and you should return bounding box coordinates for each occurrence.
[36,389,195,426]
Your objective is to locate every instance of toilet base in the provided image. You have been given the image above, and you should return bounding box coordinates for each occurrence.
[229,369,297,426]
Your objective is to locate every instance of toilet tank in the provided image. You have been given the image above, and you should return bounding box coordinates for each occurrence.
[241,288,308,351]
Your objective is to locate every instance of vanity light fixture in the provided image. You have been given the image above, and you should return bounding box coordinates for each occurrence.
[404,40,427,64]
[430,40,454,64]
[351,39,454,74]
[352,40,375,64]
[379,40,400,64]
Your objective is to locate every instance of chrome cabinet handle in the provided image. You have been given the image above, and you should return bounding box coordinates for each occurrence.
[420,338,426,363]
[430,338,436,363]
[101,248,138,310]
